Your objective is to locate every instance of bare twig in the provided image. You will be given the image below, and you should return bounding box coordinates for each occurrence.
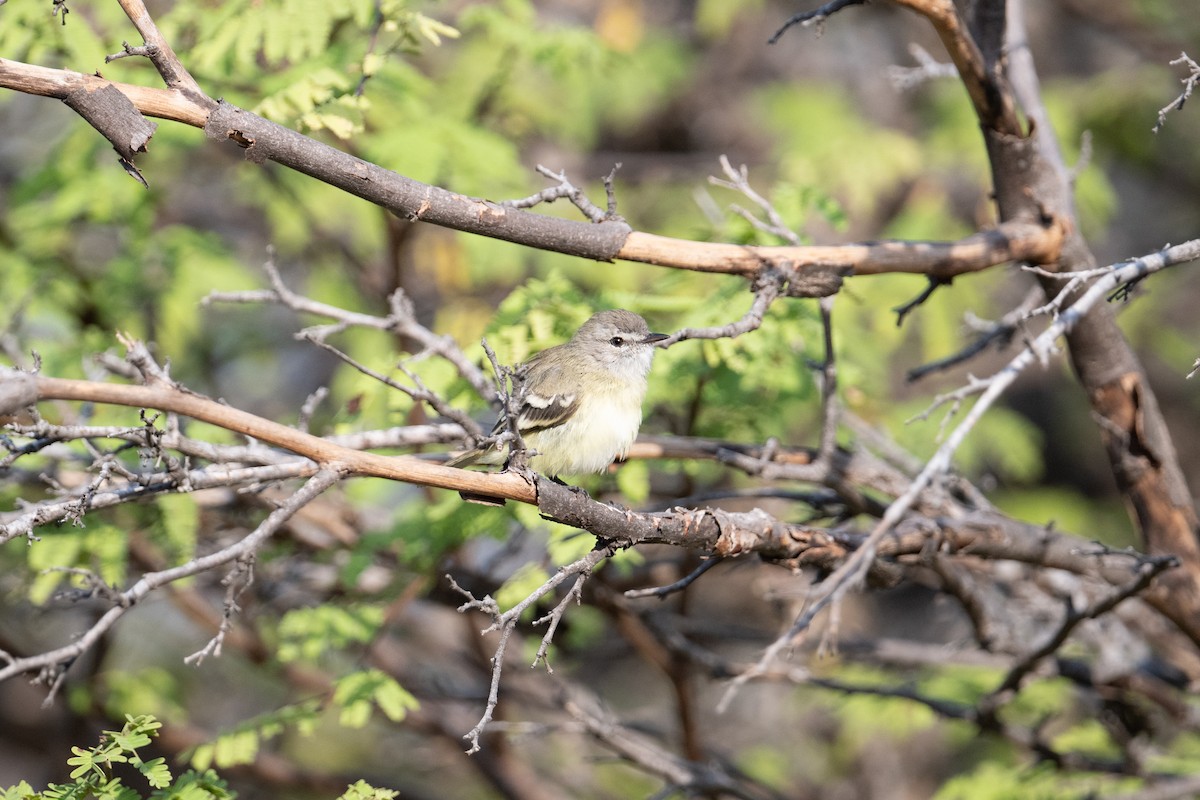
[887,42,959,90]
[0,468,342,687]
[204,251,492,400]
[624,557,723,600]
[981,556,1178,708]
[298,331,483,437]
[710,155,802,245]
[184,554,257,666]
[501,165,617,223]
[1153,52,1200,133]
[659,275,783,347]
[296,386,329,433]
[768,0,868,43]
[453,543,615,753]
[563,690,782,800]
[114,0,208,97]
[893,276,951,325]
[814,296,840,463]
[907,287,1042,382]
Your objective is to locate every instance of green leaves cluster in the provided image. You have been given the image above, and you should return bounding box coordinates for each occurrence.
[0,713,400,800]
[1,714,227,800]
[166,0,460,139]
[186,670,416,771]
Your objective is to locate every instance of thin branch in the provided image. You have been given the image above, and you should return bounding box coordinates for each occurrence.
[659,275,783,347]
[768,0,868,44]
[0,468,342,687]
[453,544,615,753]
[887,42,959,90]
[297,330,483,437]
[296,386,328,433]
[204,250,492,401]
[562,691,783,800]
[113,0,207,97]
[729,239,1200,694]
[501,165,620,223]
[531,574,587,670]
[624,558,723,600]
[814,296,840,463]
[1153,52,1200,133]
[475,336,529,467]
[710,155,802,246]
[893,276,951,325]
[0,460,316,546]
[907,286,1042,382]
[982,556,1178,707]
[184,554,257,666]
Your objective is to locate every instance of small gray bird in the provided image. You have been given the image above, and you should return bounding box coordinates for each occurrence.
[448,309,668,477]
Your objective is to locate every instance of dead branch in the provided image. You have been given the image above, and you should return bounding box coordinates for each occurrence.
[737,239,1200,686]
[1153,52,1200,133]
[204,250,493,400]
[0,468,342,687]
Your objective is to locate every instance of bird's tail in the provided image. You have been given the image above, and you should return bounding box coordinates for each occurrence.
[444,449,482,469]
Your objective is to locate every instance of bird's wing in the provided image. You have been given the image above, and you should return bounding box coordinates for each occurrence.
[516,386,579,433]
[498,351,581,434]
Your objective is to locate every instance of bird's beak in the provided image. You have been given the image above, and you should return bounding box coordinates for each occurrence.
[643,332,670,346]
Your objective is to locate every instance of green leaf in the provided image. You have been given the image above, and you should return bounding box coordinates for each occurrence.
[67,747,102,781]
[135,758,172,791]
[212,729,259,770]
[0,781,39,800]
[336,780,399,800]
[186,701,321,772]
[149,769,234,800]
[276,604,385,663]
[332,669,419,727]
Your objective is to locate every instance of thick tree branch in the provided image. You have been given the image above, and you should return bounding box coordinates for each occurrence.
[0,57,213,124]
[983,3,1200,626]
[0,58,1063,280]
[26,373,536,503]
[618,219,1063,277]
[889,0,1023,134]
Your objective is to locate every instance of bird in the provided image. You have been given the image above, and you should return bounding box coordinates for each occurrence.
[447,309,668,478]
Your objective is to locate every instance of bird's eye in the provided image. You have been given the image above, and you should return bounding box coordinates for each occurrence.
[609,336,625,347]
